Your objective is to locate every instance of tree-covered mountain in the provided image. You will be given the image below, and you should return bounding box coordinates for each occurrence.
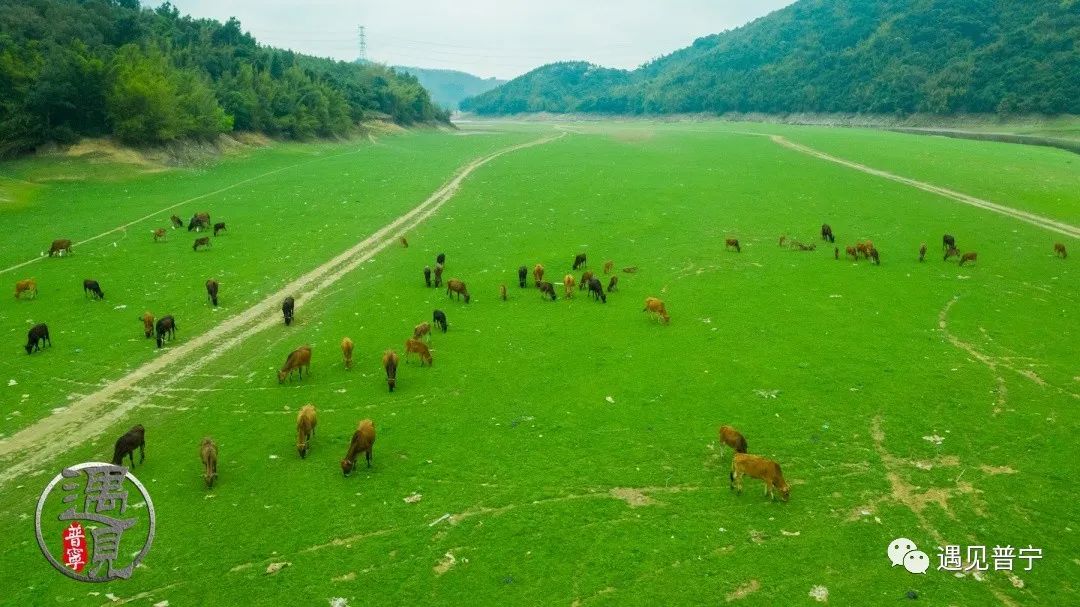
[0,0,449,156]
[391,66,506,110]
[462,0,1080,116]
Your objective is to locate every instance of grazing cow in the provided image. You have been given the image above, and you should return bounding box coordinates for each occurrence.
[141,312,154,338]
[791,240,816,251]
[500,284,508,301]
[424,266,432,287]
[869,248,880,265]
[573,253,587,270]
[778,235,787,247]
[563,274,575,299]
[622,266,638,273]
[944,246,961,262]
[607,276,619,292]
[834,247,839,260]
[643,297,670,324]
[200,438,218,488]
[83,279,104,300]
[400,236,408,248]
[718,425,748,457]
[919,243,927,262]
[112,425,145,467]
[282,296,295,326]
[188,212,210,232]
[170,215,183,229]
[25,323,51,354]
[855,241,873,258]
[432,310,448,333]
[153,228,167,242]
[192,236,211,251]
[341,419,376,475]
[433,263,444,288]
[959,252,977,267]
[942,234,956,251]
[414,322,432,342]
[278,345,312,383]
[341,337,354,369]
[1054,243,1067,258]
[845,246,859,261]
[446,279,470,303]
[205,279,219,307]
[587,277,606,303]
[213,222,227,236]
[15,279,36,299]
[725,238,741,253]
[404,338,433,366]
[518,266,528,288]
[296,404,317,459]
[537,281,558,301]
[603,260,614,274]
[436,253,446,265]
[579,271,594,290]
[730,453,790,502]
[383,350,399,392]
[821,224,835,243]
[533,264,545,286]
[48,239,72,257]
[155,315,175,348]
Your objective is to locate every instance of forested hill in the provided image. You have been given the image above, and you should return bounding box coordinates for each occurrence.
[391,66,506,110]
[462,0,1080,116]
[0,0,449,156]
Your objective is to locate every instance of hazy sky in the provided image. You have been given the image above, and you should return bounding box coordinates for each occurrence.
[158,1,794,80]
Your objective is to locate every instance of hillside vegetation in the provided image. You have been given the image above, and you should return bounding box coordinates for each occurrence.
[0,0,449,156]
[462,0,1080,116]
[392,65,506,110]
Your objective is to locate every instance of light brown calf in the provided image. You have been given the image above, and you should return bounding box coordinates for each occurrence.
[404,338,433,366]
[718,425,748,456]
[446,279,470,303]
[725,238,741,253]
[141,311,154,338]
[200,438,218,489]
[296,404,317,458]
[500,284,507,301]
[579,271,594,291]
[533,264,544,286]
[730,453,789,501]
[153,228,167,242]
[563,274,575,298]
[603,260,614,274]
[383,350,399,392]
[341,337,354,369]
[341,419,376,476]
[958,252,977,266]
[278,345,312,383]
[414,322,431,341]
[643,297,670,324]
[1054,243,1067,258]
[15,278,37,299]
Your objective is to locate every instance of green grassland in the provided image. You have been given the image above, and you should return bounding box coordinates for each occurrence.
[0,123,1077,606]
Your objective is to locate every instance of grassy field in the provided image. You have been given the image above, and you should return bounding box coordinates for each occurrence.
[0,122,1077,606]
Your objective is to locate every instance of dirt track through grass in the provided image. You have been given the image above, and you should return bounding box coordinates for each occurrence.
[769,135,1080,239]
[0,132,563,486]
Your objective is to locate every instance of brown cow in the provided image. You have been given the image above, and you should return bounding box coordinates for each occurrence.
[607,276,618,292]
[341,337,354,369]
[643,297,670,324]
[405,338,432,366]
[919,243,927,262]
[869,248,880,265]
[15,279,36,299]
[718,425,748,457]
[533,264,545,286]
[834,247,839,260]
[141,312,154,339]
[1054,243,1067,258]
[153,228,167,242]
[855,241,873,258]
[278,345,312,383]
[845,246,859,261]
[537,281,557,301]
[446,279,470,303]
[296,404,317,459]
[193,237,211,251]
[603,260,614,274]
[400,236,408,248]
[433,263,444,288]
[170,215,183,229]
[579,270,594,290]
[205,279,219,307]
[48,239,72,257]
[200,438,218,488]
[213,222,227,236]
[725,238,741,253]
[563,274,575,298]
[500,284,507,301]
[958,252,977,267]
[730,453,790,501]
[414,322,431,342]
[622,266,638,273]
[944,246,961,261]
[383,350,399,392]
[778,235,787,247]
[188,212,210,232]
[341,419,376,475]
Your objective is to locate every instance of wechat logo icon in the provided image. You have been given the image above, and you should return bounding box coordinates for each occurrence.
[888,538,930,574]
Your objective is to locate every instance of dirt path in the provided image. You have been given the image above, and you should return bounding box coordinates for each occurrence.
[769,135,1080,240]
[0,132,564,486]
[0,144,378,276]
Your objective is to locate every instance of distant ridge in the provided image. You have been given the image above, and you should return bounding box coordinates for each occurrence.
[391,66,507,110]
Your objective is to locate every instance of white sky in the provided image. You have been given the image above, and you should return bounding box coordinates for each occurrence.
[158,1,795,80]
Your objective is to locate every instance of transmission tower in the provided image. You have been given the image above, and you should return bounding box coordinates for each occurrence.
[357,25,367,62]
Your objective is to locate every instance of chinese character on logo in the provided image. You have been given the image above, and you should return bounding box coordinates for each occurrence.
[938,545,963,571]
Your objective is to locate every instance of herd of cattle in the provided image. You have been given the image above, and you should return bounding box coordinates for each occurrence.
[13,215,1072,500]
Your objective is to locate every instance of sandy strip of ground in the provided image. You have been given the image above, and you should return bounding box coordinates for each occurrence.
[0,132,564,486]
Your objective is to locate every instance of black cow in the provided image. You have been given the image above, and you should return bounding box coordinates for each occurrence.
[213,222,227,236]
[436,253,446,265]
[155,315,176,348]
[423,266,432,288]
[433,309,448,333]
[538,282,557,301]
[25,323,51,355]
[588,277,606,303]
[821,224,835,243]
[111,425,145,467]
[942,234,956,251]
[572,253,587,270]
[206,279,219,307]
[282,296,295,326]
[517,266,528,288]
[83,279,104,300]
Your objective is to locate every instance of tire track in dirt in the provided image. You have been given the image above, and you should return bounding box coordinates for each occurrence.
[0,133,564,486]
[0,144,378,276]
[769,135,1080,239]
